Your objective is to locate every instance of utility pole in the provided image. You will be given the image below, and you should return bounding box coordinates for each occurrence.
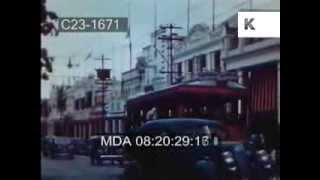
[187,0,190,34]
[154,0,158,58]
[95,55,111,134]
[127,2,132,69]
[212,0,215,31]
[158,24,184,85]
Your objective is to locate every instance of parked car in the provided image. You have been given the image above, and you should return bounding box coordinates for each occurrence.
[73,139,90,156]
[42,136,75,160]
[89,135,124,166]
[123,118,253,180]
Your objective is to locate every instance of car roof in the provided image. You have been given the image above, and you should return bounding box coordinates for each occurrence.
[141,118,223,131]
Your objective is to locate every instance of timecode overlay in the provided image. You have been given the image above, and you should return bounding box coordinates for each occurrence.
[57,17,128,32]
[98,134,220,148]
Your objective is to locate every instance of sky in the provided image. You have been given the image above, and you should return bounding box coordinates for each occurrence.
[41,0,280,99]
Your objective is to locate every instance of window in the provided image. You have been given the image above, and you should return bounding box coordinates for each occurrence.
[229,36,239,50]
[81,98,86,110]
[188,59,193,73]
[214,51,221,73]
[86,91,92,108]
[74,99,80,110]
[177,62,182,77]
[117,102,121,111]
[199,54,206,72]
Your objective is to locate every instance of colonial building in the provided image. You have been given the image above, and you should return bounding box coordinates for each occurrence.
[172,23,227,83]
[47,74,112,139]
[142,29,170,91]
[106,78,126,133]
[222,15,280,147]
[121,57,147,99]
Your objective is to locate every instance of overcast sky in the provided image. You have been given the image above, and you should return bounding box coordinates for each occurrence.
[41,0,279,98]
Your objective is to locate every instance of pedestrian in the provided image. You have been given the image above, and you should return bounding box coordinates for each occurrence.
[146,107,158,121]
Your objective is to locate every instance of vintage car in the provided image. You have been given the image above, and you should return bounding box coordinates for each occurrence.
[72,138,90,156]
[123,118,255,180]
[42,136,75,159]
[88,135,124,166]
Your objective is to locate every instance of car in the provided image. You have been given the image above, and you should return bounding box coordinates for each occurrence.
[88,135,124,166]
[123,118,253,180]
[73,139,90,156]
[42,136,75,160]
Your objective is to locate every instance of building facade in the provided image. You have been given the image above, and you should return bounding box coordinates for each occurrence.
[172,23,227,83]
[222,15,280,148]
[47,74,112,139]
[106,78,126,133]
[141,29,170,91]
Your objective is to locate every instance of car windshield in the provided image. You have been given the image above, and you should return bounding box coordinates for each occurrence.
[174,125,228,140]
[54,138,72,144]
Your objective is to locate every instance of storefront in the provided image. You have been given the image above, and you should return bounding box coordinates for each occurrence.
[243,63,279,149]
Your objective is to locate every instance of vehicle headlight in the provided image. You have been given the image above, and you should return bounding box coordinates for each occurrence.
[222,151,232,157]
[228,166,237,171]
[257,149,267,155]
[264,164,272,169]
[261,155,269,161]
[225,157,235,164]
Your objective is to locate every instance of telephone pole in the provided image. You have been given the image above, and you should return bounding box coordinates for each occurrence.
[95,55,111,134]
[212,0,215,30]
[187,0,190,34]
[158,24,184,85]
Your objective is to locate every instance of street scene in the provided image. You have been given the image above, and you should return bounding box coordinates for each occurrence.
[41,0,280,180]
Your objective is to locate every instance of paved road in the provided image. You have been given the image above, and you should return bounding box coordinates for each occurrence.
[41,155,124,180]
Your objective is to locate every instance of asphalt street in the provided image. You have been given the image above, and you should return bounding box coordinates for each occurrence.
[41,155,124,180]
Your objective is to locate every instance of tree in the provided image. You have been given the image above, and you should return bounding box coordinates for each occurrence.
[41,0,58,80]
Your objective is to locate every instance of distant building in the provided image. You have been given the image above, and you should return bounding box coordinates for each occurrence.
[47,74,112,139]
[106,78,126,133]
[41,99,50,137]
[141,29,170,91]
[121,57,147,99]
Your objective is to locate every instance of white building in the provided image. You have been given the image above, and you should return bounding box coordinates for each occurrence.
[106,78,126,133]
[172,23,227,83]
[121,57,146,99]
[47,74,112,139]
[141,29,170,91]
